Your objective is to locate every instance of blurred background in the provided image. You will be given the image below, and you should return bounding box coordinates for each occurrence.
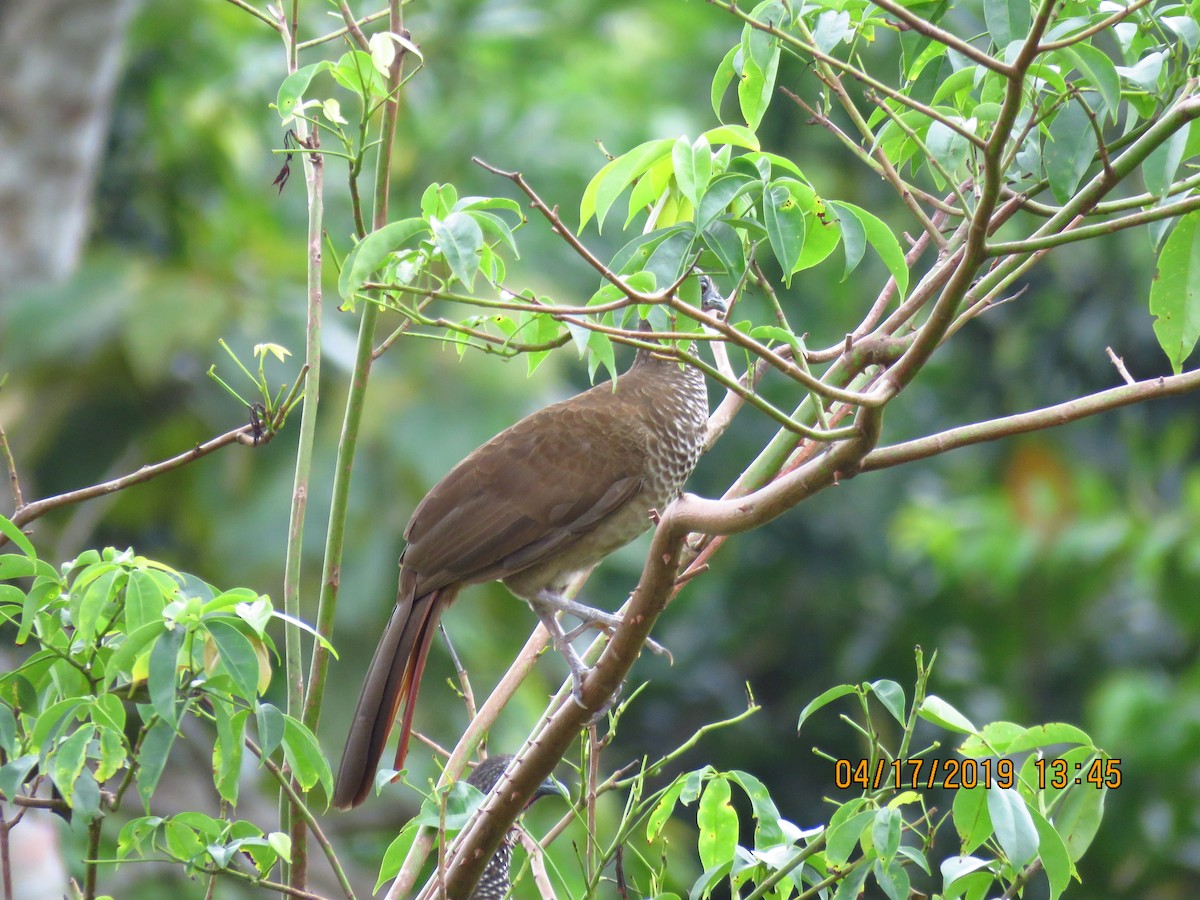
[1,0,1198,897]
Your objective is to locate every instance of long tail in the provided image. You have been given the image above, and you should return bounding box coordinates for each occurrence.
[333,586,450,809]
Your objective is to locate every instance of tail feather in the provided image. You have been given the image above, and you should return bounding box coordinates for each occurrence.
[333,588,448,809]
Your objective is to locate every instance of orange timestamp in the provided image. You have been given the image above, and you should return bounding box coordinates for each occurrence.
[834,756,1122,791]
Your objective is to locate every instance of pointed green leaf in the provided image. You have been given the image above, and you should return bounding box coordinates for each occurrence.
[1151,209,1200,372]
[869,680,906,724]
[918,695,977,734]
[828,201,909,298]
[697,776,737,872]
[148,626,185,726]
[580,138,674,232]
[797,683,857,732]
[338,218,429,300]
[275,61,333,121]
[672,135,712,209]
[431,211,483,291]
[136,717,177,808]
[205,620,261,701]
[984,0,1030,50]
[987,786,1038,867]
[1045,101,1097,204]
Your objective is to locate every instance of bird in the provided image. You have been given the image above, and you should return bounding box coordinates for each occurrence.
[463,754,565,900]
[333,280,727,809]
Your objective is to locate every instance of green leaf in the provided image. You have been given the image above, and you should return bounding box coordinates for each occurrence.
[813,9,851,52]
[1150,209,1200,373]
[17,578,60,645]
[76,568,124,648]
[281,714,333,796]
[330,50,386,100]
[213,707,248,804]
[711,45,739,121]
[826,808,874,867]
[1116,51,1165,92]
[827,201,909,298]
[738,42,780,131]
[1144,124,1189,198]
[1060,44,1120,123]
[872,807,902,863]
[873,856,910,900]
[1002,722,1092,754]
[763,183,805,283]
[338,218,430,300]
[275,61,332,121]
[53,725,93,805]
[256,702,286,758]
[984,0,1030,50]
[940,855,993,895]
[0,705,15,755]
[1045,100,1097,204]
[696,776,737,872]
[106,621,166,689]
[918,695,977,734]
[72,767,102,822]
[431,212,484,290]
[580,138,674,232]
[148,625,185,726]
[727,770,784,848]
[926,118,971,180]
[0,755,37,802]
[205,620,261,701]
[96,726,126,783]
[1053,784,1106,861]
[1028,805,1074,900]
[696,173,758,231]
[701,220,746,279]
[700,124,760,151]
[672,135,712,209]
[0,515,36,559]
[91,693,126,734]
[647,776,688,842]
[831,862,871,900]
[953,785,993,853]
[869,680,906,724]
[136,717,178,809]
[987,786,1038,867]
[126,569,168,635]
[644,227,697,289]
[375,821,421,892]
[797,683,856,732]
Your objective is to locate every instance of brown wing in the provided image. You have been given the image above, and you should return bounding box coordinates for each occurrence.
[402,391,649,594]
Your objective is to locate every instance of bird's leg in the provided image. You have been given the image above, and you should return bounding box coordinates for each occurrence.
[534,591,670,657]
[525,593,595,708]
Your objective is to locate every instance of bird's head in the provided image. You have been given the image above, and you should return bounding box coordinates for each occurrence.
[698,274,729,317]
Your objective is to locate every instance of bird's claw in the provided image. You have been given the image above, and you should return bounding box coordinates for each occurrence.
[560,619,672,661]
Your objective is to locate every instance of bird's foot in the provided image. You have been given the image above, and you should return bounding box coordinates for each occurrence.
[536,591,671,659]
[527,597,597,709]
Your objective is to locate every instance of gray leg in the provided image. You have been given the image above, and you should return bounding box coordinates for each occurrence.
[525,593,594,708]
[531,591,671,657]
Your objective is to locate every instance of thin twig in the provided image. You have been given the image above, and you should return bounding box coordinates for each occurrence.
[439,623,478,723]
[6,423,261,539]
[0,420,23,510]
[1106,347,1135,385]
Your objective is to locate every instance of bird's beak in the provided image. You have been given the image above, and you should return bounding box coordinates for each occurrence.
[535,774,569,801]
